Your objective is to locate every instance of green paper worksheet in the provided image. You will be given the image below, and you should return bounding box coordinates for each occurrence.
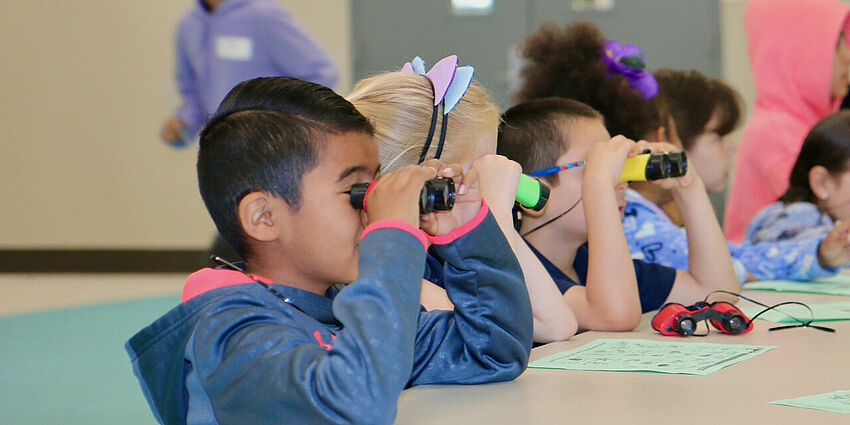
[741,301,850,323]
[744,274,850,296]
[770,390,850,414]
[529,339,775,375]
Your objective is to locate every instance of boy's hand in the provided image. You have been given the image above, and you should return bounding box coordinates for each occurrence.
[419,160,483,236]
[584,135,643,188]
[818,221,850,267]
[365,165,437,227]
[470,154,522,215]
[160,116,186,144]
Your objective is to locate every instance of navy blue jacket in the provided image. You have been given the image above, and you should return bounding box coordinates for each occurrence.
[126,209,532,424]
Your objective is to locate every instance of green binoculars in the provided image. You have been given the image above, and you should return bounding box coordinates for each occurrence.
[516,174,550,211]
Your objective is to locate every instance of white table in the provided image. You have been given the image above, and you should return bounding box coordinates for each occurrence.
[395,291,850,424]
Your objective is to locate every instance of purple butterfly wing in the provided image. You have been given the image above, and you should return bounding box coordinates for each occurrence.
[425,55,458,106]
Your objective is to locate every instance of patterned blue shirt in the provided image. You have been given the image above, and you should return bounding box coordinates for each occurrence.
[622,190,839,282]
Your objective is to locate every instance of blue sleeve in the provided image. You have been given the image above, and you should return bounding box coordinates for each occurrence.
[734,201,840,281]
[408,211,533,385]
[422,251,445,288]
[632,259,676,312]
[731,236,840,281]
[623,201,748,284]
[174,18,205,141]
[622,201,690,269]
[188,228,425,425]
[261,8,339,88]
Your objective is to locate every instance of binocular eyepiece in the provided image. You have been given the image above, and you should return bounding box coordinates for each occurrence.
[349,177,456,214]
[620,152,688,182]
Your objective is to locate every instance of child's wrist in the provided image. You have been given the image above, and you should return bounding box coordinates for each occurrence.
[671,175,704,199]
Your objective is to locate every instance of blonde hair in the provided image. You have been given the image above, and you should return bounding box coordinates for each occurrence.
[347,71,500,172]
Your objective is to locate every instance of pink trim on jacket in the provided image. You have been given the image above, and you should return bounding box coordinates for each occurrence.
[427,199,489,245]
[361,219,429,251]
[181,268,273,302]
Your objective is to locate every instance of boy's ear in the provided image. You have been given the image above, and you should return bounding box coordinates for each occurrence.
[238,192,281,243]
[809,165,835,201]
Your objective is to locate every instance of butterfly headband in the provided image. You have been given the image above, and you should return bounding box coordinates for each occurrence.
[400,55,475,163]
[601,40,658,100]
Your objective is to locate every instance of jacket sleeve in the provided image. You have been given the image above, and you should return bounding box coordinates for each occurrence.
[734,202,840,281]
[188,225,426,425]
[622,201,748,283]
[408,203,533,385]
[623,202,691,269]
[174,20,205,140]
[261,8,339,88]
[731,236,839,281]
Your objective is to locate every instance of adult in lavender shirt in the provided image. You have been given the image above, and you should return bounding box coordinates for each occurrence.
[160,0,338,146]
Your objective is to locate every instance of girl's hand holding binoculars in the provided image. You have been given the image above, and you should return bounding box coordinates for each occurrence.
[470,154,522,216]
[419,159,482,237]
[364,165,437,227]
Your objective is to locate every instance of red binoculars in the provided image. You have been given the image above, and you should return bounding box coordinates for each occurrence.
[651,301,753,336]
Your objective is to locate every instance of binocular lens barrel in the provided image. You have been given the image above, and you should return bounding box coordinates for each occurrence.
[621,152,688,182]
[349,177,456,214]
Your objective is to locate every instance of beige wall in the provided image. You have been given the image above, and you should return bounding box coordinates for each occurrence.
[0,0,350,249]
[719,0,754,120]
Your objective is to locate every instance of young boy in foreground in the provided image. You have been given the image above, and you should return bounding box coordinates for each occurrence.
[126,77,532,425]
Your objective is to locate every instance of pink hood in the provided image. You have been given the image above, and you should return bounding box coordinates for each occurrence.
[725,0,850,241]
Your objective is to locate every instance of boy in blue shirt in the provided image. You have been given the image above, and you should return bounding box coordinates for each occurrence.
[497,97,739,331]
[127,77,532,425]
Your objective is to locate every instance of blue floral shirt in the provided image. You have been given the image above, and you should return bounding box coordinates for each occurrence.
[622,190,840,282]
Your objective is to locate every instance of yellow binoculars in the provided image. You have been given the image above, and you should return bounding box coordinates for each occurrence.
[620,152,688,182]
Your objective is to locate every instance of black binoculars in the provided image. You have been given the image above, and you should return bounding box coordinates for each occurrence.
[349,177,456,214]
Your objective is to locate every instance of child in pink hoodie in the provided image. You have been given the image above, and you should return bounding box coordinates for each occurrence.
[725,0,850,241]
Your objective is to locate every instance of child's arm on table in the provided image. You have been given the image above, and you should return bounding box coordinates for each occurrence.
[188,166,436,425]
[731,222,850,281]
[623,197,749,284]
[564,137,644,331]
[471,154,577,342]
[649,143,739,302]
[410,165,533,384]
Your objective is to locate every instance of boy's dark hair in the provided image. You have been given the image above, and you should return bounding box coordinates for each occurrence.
[780,111,850,204]
[497,97,602,185]
[654,69,743,150]
[197,77,374,258]
[515,21,662,140]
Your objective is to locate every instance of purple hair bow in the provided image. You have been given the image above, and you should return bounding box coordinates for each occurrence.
[602,40,657,99]
[401,55,475,163]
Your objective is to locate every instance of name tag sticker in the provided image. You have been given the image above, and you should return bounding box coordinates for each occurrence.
[215,36,253,61]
